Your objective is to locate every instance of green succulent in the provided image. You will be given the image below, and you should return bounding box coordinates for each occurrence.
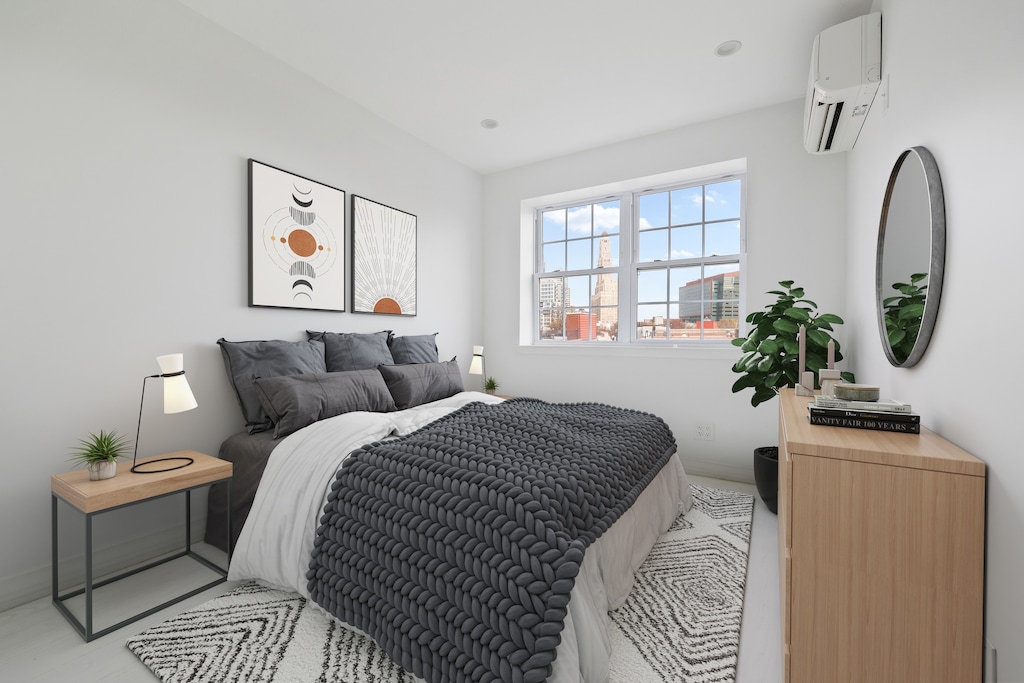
[731,280,855,407]
[69,429,132,466]
[483,377,499,392]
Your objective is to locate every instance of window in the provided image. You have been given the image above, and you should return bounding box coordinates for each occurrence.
[537,199,621,341]
[532,171,744,345]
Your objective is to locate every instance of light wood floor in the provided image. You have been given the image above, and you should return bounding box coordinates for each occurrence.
[0,477,781,682]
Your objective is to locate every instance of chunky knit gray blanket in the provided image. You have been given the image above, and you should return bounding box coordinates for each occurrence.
[307,398,677,683]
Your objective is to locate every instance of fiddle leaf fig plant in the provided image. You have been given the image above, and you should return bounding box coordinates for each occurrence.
[882,272,927,365]
[731,280,855,407]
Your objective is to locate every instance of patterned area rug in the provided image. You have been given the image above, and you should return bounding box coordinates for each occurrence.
[128,484,753,683]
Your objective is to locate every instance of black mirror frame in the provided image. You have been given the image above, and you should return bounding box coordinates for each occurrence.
[875,146,946,368]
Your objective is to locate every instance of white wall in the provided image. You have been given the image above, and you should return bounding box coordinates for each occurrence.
[844,0,1024,678]
[0,0,482,609]
[482,100,849,482]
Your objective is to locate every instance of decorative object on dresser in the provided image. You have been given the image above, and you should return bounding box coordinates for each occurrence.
[132,353,199,473]
[832,382,880,401]
[813,394,911,412]
[483,376,499,395]
[351,194,417,315]
[807,404,921,433]
[777,388,985,683]
[68,429,131,481]
[248,159,346,312]
[51,451,232,642]
[731,280,853,407]
[730,280,854,512]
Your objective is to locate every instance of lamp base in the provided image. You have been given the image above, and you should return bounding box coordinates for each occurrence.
[131,456,195,474]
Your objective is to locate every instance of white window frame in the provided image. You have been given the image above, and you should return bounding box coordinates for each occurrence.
[534,195,627,343]
[521,159,747,350]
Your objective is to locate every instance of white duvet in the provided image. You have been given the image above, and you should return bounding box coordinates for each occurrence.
[229,391,691,683]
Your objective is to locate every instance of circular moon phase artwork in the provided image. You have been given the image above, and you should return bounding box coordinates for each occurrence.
[249,160,346,311]
[352,195,417,316]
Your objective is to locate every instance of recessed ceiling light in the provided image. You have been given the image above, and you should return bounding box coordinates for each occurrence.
[715,40,742,57]
[480,118,500,129]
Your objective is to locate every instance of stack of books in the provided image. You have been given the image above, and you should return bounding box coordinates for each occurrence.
[808,395,920,434]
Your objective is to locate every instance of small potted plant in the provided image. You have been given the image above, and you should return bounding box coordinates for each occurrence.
[730,281,855,512]
[70,429,131,480]
[483,377,499,395]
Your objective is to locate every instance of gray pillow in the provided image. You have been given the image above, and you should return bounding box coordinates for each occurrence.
[388,333,439,364]
[217,338,326,433]
[378,358,463,410]
[253,369,396,438]
[307,330,394,372]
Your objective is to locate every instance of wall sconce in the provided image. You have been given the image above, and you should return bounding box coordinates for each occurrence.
[132,353,198,473]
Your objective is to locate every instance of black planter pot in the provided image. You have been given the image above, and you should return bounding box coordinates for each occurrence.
[753,446,779,514]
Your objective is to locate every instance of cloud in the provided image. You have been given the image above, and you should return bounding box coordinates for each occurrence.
[593,203,619,232]
[567,202,620,236]
[704,187,733,208]
[567,206,591,236]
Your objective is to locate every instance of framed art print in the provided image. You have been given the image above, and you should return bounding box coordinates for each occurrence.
[351,195,417,315]
[249,159,345,311]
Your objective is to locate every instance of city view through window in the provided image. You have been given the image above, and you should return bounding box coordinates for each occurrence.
[537,177,743,343]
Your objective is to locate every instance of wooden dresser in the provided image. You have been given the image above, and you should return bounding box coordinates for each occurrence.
[777,388,985,683]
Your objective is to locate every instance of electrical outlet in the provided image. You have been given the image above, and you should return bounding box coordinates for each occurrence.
[695,422,715,441]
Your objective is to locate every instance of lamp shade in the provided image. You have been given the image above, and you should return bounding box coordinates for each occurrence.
[156,353,198,414]
[469,346,484,375]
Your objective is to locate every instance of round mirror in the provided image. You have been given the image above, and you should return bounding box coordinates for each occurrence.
[875,146,946,367]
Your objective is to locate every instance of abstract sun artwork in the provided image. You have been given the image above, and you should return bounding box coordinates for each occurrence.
[351,195,417,316]
[249,159,346,311]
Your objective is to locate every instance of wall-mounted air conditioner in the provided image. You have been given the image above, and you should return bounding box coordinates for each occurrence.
[803,12,882,154]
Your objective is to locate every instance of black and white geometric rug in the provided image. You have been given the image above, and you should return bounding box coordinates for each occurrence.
[128,484,753,683]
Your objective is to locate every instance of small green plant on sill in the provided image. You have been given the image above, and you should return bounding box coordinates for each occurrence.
[731,280,855,407]
[69,429,131,467]
[483,377,499,393]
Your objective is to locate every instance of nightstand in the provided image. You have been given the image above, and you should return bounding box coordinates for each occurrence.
[51,450,232,641]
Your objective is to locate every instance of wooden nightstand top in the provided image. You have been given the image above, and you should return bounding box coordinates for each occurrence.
[51,450,232,514]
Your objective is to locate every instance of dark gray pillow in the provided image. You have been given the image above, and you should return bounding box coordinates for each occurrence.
[217,338,326,433]
[378,359,463,410]
[388,333,439,364]
[307,330,394,372]
[253,370,396,438]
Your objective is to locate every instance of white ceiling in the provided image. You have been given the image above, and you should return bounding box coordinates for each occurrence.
[177,0,874,174]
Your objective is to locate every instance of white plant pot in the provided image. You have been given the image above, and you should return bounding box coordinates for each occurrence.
[88,460,118,481]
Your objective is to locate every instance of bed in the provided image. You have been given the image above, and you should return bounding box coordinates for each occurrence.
[205,333,691,683]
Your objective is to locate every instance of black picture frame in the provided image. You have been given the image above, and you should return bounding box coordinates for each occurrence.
[351,194,418,316]
[248,159,346,311]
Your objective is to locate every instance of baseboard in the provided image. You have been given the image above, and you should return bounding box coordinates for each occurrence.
[682,457,755,485]
[0,515,206,614]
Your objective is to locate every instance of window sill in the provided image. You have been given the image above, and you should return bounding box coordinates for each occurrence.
[518,342,739,360]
